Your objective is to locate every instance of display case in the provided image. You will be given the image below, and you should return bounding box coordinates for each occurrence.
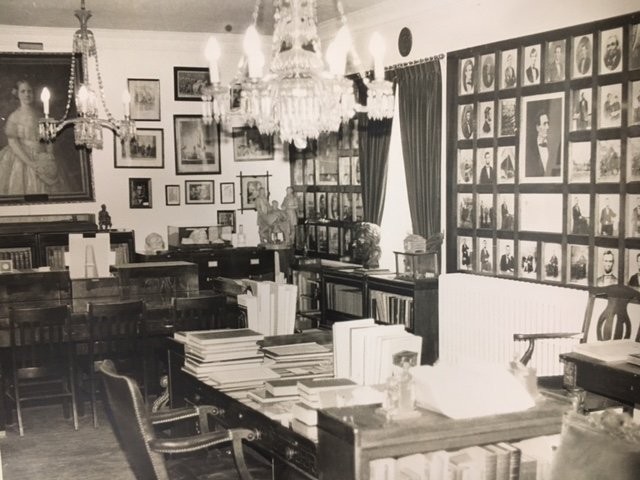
[167,225,230,248]
[394,251,439,280]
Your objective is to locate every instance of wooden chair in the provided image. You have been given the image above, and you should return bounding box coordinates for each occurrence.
[85,299,146,428]
[99,359,271,480]
[7,304,78,436]
[171,293,226,332]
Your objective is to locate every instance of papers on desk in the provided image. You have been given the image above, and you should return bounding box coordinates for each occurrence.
[572,339,640,362]
[413,363,536,419]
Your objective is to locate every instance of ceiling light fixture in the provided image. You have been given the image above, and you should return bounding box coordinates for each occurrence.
[201,0,394,149]
[38,0,135,150]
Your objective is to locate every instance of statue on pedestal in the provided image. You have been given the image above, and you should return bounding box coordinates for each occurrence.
[256,186,291,246]
[98,204,112,230]
[281,186,299,245]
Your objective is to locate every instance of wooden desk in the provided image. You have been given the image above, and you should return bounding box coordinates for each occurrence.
[561,352,640,408]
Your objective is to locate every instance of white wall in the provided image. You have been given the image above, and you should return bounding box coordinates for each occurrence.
[0,25,291,251]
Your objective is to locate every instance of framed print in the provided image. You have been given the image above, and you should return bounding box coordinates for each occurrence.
[174,115,221,175]
[498,194,515,230]
[626,248,640,287]
[477,148,494,184]
[128,78,160,121]
[497,146,515,183]
[341,227,352,256]
[568,244,588,285]
[353,193,363,221]
[341,192,353,221]
[239,174,269,211]
[479,53,495,92]
[519,92,564,182]
[572,34,593,78]
[339,156,351,185]
[295,192,304,219]
[520,194,562,233]
[600,27,623,74]
[458,193,474,229]
[523,45,541,86]
[477,101,494,138]
[304,157,315,185]
[457,149,474,184]
[293,158,304,185]
[595,139,620,183]
[165,184,180,206]
[500,49,517,89]
[595,194,619,236]
[0,52,93,205]
[114,128,164,168]
[307,225,317,252]
[459,57,476,95]
[328,226,340,255]
[570,88,591,131]
[598,84,622,129]
[627,194,640,238]
[477,238,493,273]
[173,66,209,101]
[542,242,561,282]
[327,192,340,220]
[631,23,640,71]
[220,182,235,205]
[568,142,591,183]
[497,239,515,276]
[316,226,328,253]
[458,236,473,271]
[185,180,214,204]
[351,157,361,185]
[569,194,590,235]
[459,104,475,140]
[595,247,619,286]
[629,80,640,126]
[545,40,566,83]
[316,134,338,184]
[519,240,538,280]
[305,192,315,220]
[129,177,152,208]
[498,98,516,137]
[477,193,494,229]
[316,192,327,219]
[628,137,640,182]
[217,210,236,233]
[232,126,274,161]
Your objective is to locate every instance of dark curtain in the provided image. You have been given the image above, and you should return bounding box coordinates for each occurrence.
[396,61,442,239]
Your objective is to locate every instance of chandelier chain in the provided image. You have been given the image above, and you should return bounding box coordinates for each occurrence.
[93,47,116,124]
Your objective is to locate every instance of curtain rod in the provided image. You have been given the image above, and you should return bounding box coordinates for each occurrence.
[387,53,445,71]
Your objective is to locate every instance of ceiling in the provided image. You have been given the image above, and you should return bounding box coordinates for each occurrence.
[0,0,386,35]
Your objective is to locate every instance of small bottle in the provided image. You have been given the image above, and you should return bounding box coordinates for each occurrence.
[397,359,415,413]
[237,224,246,247]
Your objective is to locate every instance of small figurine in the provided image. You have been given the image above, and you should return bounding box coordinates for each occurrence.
[98,204,112,230]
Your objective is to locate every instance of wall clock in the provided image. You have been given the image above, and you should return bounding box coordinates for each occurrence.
[398,27,413,57]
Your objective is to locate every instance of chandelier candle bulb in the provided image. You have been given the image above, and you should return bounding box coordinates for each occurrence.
[205,37,221,83]
[369,32,385,80]
[40,87,50,117]
[243,25,263,79]
[121,90,131,118]
[77,85,89,114]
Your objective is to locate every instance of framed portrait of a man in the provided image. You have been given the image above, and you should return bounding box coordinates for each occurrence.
[626,194,640,238]
[497,239,515,276]
[545,40,566,83]
[458,104,475,140]
[572,34,593,78]
[479,54,495,92]
[129,177,152,209]
[459,57,476,95]
[458,236,473,271]
[570,88,591,131]
[523,45,541,86]
[457,149,473,184]
[476,193,494,229]
[519,93,563,183]
[0,52,93,205]
[600,27,623,74]
[476,148,494,185]
[519,241,538,280]
[173,115,221,175]
[631,23,640,71]
[628,80,640,126]
[477,101,494,139]
[457,193,474,229]
[595,194,619,237]
[239,173,269,211]
[542,242,561,282]
[568,244,589,286]
[498,194,515,230]
[477,237,493,273]
[626,248,640,288]
[500,49,518,90]
[598,84,622,129]
[628,137,640,182]
[595,247,619,287]
[595,139,620,183]
[568,194,590,235]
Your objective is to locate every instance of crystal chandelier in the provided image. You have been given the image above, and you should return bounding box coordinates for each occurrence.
[39,1,135,150]
[201,0,395,149]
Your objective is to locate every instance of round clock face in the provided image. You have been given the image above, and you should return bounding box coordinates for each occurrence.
[398,27,413,57]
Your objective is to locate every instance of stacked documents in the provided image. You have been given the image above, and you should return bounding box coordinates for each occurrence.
[261,341,334,380]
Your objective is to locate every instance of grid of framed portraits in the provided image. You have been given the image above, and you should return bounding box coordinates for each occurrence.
[447,11,640,289]
[290,119,361,259]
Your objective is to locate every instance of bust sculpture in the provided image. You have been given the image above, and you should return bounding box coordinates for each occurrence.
[352,222,382,269]
[144,232,165,254]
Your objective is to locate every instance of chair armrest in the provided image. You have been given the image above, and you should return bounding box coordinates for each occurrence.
[150,405,223,432]
[513,332,583,366]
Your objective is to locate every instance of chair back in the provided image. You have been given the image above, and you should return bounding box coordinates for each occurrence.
[582,285,640,342]
[99,359,168,480]
[9,305,72,378]
[87,299,145,358]
[172,294,225,331]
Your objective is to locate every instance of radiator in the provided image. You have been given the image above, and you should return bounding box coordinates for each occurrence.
[439,274,588,376]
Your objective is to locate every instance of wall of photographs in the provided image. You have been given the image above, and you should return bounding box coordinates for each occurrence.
[446,11,640,289]
[290,119,362,259]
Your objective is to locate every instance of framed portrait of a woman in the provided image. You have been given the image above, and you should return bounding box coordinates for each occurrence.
[0,53,93,205]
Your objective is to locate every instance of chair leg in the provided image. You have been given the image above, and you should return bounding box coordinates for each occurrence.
[90,362,98,429]
[13,379,23,437]
[69,355,79,431]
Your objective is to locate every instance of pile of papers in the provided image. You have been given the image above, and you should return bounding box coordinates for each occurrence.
[262,341,334,380]
[237,280,297,336]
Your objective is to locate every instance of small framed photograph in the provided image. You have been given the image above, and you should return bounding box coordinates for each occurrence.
[569,194,590,235]
[600,27,623,74]
[351,157,361,185]
[476,193,494,229]
[459,57,476,95]
[628,80,640,126]
[628,137,640,182]
[459,104,475,140]
[626,248,640,287]
[341,193,353,221]
[328,226,340,255]
[523,45,541,86]
[316,192,327,219]
[128,78,161,121]
[596,139,621,183]
[339,157,351,185]
[307,225,317,252]
[476,148,494,184]
[293,158,304,185]
[596,194,619,236]
[497,239,515,276]
[165,184,180,206]
[477,238,494,273]
[500,49,517,89]
[631,24,640,71]
[174,115,221,175]
[305,192,316,220]
[129,177,152,209]
[217,210,236,233]
[598,84,622,129]
[173,66,209,101]
[570,88,592,131]
[304,157,315,185]
[498,194,515,230]
[219,182,235,204]
[327,192,340,220]
[627,194,640,238]
[520,92,564,182]
[545,40,566,83]
[239,174,269,211]
[232,126,274,161]
[497,146,515,183]
[477,101,494,138]
[572,34,593,78]
[458,193,474,229]
[519,240,538,280]
[498,98,516,137]
[595,247,619,286]
[353,193,363,221]
[458,236,474,271]
[341,227,353,256]
[114,128,164,168]
[295,192,304,219]
[457,149,474,184]
[316,134,339,185]
[568,142,591,183]
[479,53,495,92]
[542,242,562,282]
[185,180,214,205]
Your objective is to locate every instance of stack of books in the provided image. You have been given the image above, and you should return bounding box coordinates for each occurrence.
[261,341,334,380]
[246,378,301,404]
[238,279,298,336]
